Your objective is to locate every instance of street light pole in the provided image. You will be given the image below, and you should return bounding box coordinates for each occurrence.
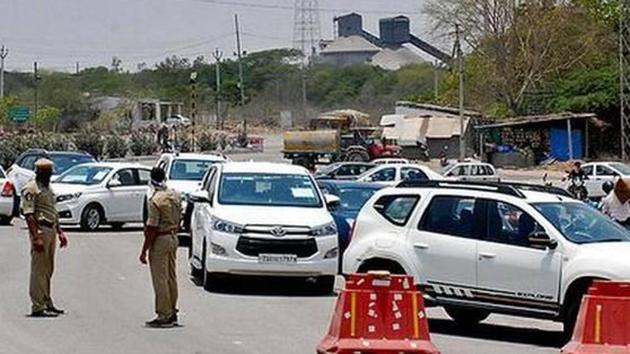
[234,14,246,135]
[212,48,223,130]
[0,45,8,99]
[456,25,466,162]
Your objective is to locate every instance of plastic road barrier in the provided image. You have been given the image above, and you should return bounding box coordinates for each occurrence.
[317,272,440,354]
[562,281,630,354]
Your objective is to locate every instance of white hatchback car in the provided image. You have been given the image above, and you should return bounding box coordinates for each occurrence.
[0,166,15,225]
[189,162,339,292]
[579,162,630,198]
[343,180,630,336]
[154,153,229,233]
[356,164,442,186]
[53,162,151,230]
[442,162,499,182]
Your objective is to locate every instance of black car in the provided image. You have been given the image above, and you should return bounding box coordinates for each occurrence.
[314,162,375,180]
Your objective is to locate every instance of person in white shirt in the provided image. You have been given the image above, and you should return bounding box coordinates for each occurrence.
[601,179,630,228]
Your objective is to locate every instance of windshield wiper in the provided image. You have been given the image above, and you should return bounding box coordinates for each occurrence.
[591,238,625,243]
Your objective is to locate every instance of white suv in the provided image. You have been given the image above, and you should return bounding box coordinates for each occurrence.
[343,180,630,336]
[189,162,339,293]
[154,153,229,233]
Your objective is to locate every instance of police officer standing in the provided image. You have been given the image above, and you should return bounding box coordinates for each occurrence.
[139,167,181,328]
[22,159,68,317]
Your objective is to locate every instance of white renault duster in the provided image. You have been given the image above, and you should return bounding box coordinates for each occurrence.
[343,180,630,336]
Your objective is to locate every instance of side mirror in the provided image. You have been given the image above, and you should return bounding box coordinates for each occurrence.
[107,179,122,188]
[529,231,558,250]
[189,190,211,204]
[324,194,341,209]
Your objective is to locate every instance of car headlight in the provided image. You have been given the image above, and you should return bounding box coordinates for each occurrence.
[311,222,337,237]
[211,216,244,234]
[56,192,82,203]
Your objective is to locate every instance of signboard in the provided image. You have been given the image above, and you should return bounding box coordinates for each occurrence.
[9,106,30,123]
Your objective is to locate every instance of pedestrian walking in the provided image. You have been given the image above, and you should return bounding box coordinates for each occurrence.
[22,159,68,317]
[139,167,182,328]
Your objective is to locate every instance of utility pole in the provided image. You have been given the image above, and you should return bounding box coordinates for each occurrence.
[301,66,307,121]
[34,61,41,117]
[234,14,246,135]
[190,72,198,152]
[433,60,439,100]
[0,45,8,98]
[75,62,80,75]
[212,48,223,130]
[456,25,466,162]
[620,1,630,160]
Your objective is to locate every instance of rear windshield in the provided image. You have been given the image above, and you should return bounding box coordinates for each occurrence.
[170,159,221,181]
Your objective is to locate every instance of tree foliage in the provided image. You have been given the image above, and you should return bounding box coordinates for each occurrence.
[426,0,616,115]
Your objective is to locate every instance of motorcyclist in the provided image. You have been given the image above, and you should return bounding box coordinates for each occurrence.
[565,161,589,200]
[439,146,449,167]
[601,179,630,228]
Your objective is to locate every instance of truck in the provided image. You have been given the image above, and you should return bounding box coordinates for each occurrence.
[283,111,401,168]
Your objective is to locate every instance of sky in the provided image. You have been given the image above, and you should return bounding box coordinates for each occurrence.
[0,0,443,72]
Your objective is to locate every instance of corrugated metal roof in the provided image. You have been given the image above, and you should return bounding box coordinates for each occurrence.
[320,35,381,54]
[382,116,470,145]
[475,113,605,129]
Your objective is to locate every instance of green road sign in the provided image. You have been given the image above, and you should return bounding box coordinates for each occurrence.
[9,106,30,123]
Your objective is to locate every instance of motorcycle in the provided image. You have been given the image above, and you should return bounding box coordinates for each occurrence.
[565,174,588,201]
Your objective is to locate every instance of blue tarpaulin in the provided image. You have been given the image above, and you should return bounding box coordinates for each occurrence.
[550,128,583,161]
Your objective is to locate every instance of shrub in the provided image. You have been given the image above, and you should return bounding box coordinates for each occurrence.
[129,133,157,156]
[104,134,128,159]
[74,130,104,160]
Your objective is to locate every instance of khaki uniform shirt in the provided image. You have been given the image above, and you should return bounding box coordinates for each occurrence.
[146,187,182,233]
[21,181,58,224]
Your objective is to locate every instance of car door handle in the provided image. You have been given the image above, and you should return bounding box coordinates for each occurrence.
[413,243,429,250]
[479,252,496,260]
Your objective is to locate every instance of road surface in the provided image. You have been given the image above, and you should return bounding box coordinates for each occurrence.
[0,137,569,354]
[0,222,564,354]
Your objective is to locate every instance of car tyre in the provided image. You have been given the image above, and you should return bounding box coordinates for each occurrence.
[190,237,203,279]
[314,276,336,295]
[81,204,102,231]
[0,215,13,225]
[445,306,490,327]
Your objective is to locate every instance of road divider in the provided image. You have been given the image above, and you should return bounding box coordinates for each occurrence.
[317,272,440,354]
[562,281,630,354]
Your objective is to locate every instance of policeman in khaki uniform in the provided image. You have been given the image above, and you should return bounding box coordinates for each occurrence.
[22,159,68,317]
[139,167,181,328]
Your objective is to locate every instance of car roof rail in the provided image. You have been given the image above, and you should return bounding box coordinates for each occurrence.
[505,182,575,198]
[396,180,526,198]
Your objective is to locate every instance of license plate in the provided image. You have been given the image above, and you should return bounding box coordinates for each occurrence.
[258,254,298,264]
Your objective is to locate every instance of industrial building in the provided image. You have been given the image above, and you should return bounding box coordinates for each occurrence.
[318,13,451,70]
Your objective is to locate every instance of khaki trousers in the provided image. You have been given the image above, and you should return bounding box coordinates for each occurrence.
[149,234,178,320]
[30,226,56,313]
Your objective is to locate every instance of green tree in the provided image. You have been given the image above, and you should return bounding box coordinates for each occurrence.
[33,106,62,131]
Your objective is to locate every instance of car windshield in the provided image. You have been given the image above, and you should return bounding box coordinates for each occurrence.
[533,202,630,244]
[50,154,95,175]
[219,173,322,208]
[170,159,220,181]
[611,163,630,175]
[57,165,112,185]
[337,187,380,211]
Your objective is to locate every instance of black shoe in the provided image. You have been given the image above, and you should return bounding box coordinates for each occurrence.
[145,318,175,328]
[47,306,65,315]
[31,310,59,318]
[168,313,178,325]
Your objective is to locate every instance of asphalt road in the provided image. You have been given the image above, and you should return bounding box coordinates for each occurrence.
[0,221,564,354]
[0,137,568,354]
